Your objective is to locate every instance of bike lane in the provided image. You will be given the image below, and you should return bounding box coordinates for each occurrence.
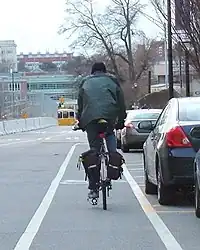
[26,143,167,250]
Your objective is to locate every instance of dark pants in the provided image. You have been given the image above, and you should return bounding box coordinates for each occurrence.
[85,120,117,190]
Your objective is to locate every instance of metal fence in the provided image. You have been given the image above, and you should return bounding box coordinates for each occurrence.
[0,91,27,119]
[0,91,58,119]
[26,92,57,118]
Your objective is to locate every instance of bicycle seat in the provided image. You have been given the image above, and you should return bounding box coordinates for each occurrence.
[97,119,108,124]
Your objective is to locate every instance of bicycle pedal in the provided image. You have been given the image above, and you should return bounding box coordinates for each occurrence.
[87,197,98,206]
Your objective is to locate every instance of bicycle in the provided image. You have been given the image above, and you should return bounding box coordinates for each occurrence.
[73,119,113,210]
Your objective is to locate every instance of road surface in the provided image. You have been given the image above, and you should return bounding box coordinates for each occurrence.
[0,126,199,250]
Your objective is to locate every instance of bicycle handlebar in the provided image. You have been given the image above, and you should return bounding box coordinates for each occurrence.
[72,124,82,131]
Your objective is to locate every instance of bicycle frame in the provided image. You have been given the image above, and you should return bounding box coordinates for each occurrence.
[98,132,111,210]
[99,134,108,182]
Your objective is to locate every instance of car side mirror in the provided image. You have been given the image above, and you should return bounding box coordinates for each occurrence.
[138,121,154,131]
[190,127,200,139]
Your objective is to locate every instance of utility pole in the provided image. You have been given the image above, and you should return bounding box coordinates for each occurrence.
[148,71,151,94]
[164,23,168,88]
[185,49,190,96]
[167,0,174,99]
[10,68,15,117]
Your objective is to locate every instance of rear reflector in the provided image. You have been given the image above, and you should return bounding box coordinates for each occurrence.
[166,126,192,148]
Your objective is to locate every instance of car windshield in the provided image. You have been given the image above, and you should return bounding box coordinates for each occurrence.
[127,111,161,120]
[179,100,200,121]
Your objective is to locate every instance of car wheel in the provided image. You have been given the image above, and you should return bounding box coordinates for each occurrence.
[195,174,200,218]
[157,166,174,205]
[121,140,129,153]
[117,139,121,149]
[143,154,157,195]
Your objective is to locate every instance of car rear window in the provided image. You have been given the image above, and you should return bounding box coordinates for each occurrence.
[127,112,161,120]
[179,101,200,121]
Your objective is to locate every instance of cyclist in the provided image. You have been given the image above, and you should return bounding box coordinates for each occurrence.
[76,62,126,199]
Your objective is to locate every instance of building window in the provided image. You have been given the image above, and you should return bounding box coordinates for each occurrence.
[158,46,163,55]
[63,111,68,118]
[40,84,48,89]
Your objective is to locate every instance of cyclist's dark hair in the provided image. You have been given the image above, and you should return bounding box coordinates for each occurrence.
[91,62,107,74]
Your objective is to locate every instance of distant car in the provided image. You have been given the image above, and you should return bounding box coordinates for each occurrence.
[116,110,132,149]
[142,97,200,206]
[120,109,162,152]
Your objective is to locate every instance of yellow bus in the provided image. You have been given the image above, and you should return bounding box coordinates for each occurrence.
[57,108,77,126]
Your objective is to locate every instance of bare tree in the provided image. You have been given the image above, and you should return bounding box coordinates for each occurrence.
[150,0,200,76]
[60,0,154,86]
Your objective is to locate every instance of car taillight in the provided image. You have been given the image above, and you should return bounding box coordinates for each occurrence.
[166,126,192,148]
[125,122,134,128]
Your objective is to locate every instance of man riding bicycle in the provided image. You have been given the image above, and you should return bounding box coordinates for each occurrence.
[76,62,126,198]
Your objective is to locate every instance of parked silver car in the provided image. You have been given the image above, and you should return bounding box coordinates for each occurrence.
[116,110,132,148]
[120,109,162,152]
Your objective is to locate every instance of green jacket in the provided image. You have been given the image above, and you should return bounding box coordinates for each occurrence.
[77,72,126,128]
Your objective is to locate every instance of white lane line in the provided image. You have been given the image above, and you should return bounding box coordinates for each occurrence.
[13,143,78,250]
[0,132,76,147]
[128,168,143,171]
[0,140,36,147]
[126,163,143,165]
[123,165,183,250]
[60,179,127,185]
[133,175,144,178]
[44,137,51,140]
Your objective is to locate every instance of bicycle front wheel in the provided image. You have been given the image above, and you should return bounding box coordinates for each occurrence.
[102,184,107,210]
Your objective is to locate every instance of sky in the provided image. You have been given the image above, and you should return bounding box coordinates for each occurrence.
[0,0,161,54]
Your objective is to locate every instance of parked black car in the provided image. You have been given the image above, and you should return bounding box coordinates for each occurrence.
[140,97,200,205]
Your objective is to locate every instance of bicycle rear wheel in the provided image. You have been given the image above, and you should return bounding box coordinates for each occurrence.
[102,184,107,210]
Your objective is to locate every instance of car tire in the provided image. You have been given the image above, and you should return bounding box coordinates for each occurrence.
[143,154,157,195]
[157,166,174,205]
[117,139,121,149]
[121,140,129,153]
[195,174,200,218]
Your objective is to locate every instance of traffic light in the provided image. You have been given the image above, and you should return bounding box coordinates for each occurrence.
[58,96,65,108]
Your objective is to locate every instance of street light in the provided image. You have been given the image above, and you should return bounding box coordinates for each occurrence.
[10,68,18,117]
[167,0,174,99]
[183,42,190,97]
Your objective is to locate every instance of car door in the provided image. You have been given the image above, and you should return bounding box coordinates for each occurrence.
[146,105,171,182]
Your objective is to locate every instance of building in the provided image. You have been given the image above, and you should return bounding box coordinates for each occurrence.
[25,74,80,101]
[0,73,28,118]
[0,40,17,72]
[149,40,188,87]
[17,52,73,71]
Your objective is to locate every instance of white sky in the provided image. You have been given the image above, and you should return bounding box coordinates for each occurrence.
[0,0,161,54]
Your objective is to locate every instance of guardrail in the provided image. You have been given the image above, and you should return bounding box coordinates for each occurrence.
[0,117,57,135]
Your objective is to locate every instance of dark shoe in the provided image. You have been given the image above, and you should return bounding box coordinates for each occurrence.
[88,190,99,199]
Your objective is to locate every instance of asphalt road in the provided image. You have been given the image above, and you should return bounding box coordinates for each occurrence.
[0,125,200,250]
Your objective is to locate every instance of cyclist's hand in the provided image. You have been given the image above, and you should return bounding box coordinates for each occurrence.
[72,120,85,131]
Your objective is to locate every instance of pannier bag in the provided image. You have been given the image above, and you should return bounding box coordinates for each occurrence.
[77,150,125,181]
[77,149,100,181]
[107,152,124,180]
